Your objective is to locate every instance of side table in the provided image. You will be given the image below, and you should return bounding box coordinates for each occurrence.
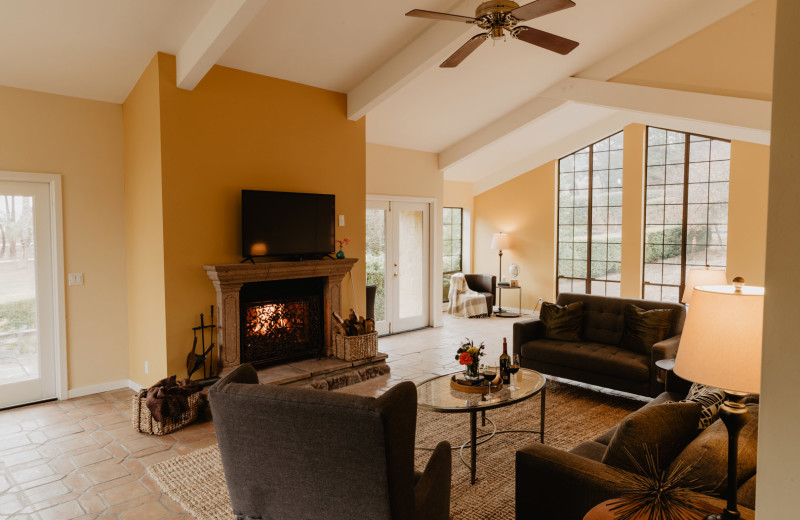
[495,285,521,318]
[654,358,675,393]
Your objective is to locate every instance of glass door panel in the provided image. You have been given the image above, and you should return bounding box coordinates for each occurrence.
[392,202,429,332]
[366,202,390,335]
[0,180,56,409]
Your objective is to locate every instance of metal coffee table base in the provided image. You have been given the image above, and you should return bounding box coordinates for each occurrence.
[417,387,546,485]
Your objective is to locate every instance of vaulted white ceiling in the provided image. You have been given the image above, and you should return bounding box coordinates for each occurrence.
[0,0,767,193]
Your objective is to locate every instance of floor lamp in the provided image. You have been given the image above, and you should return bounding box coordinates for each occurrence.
[673,278,763,520]
[490,233,510,313]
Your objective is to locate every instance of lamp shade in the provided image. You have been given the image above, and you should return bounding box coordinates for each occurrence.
[673,284,763,394]
[490,233,511,251]
[682,267,727,303]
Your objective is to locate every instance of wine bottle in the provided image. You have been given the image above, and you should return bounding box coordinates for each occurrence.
[500,337,511,385]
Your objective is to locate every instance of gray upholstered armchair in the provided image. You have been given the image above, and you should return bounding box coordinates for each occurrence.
[209,364,452,520]
[464,274,496,314]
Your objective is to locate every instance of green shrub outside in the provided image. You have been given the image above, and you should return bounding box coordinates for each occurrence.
[0,299,35,332]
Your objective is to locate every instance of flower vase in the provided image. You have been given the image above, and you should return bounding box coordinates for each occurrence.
[336,248,345,259]
[464,362,480,381]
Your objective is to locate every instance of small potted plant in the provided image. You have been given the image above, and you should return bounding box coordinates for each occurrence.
[455,339,485,380]
[336,237,350,259]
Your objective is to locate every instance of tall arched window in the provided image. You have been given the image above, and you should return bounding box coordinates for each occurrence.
[643,127,729,302]
[557,131,624,296]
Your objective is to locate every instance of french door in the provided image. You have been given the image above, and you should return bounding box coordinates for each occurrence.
[366,199,430,335]
[0,177,60,409]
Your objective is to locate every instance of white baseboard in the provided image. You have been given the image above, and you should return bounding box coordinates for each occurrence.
[67,379,143,399]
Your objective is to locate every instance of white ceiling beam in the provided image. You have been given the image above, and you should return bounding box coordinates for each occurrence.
[346,0,476,121]
[576,0,753,81]
[438,97,567,170]
[439,0,754,177]
[541,77,772,132]
[176,0,268,91]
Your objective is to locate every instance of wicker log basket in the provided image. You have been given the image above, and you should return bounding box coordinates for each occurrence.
[131,390,203,436]
[333,323,378,361]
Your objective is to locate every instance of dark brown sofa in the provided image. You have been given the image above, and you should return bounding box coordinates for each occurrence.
[209,364,452,520]
[513,293,686,397]
[464,274,496,315]
[516,391,758,519]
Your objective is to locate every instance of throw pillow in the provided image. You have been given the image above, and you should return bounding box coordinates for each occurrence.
[620,305,674,354]
[668,403,759,496]
[682,382,726,430]
[540,301,583,342]
[601,401,701,474]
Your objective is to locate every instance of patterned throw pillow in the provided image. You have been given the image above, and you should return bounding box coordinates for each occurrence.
[682,382,726,430]
[619,304,674,354]
[540,301,583,342]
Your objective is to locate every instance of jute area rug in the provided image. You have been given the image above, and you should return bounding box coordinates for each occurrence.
[147,380,642,520]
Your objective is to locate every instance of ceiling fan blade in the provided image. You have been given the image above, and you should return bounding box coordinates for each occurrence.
[440,33,489,68]
[510,0,576,21]
[512,26,579,55]
[406,9,476,23]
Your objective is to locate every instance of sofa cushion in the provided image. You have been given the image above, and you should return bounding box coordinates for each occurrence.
[540,301,583,341]
[669,403,759,496]
[620,304,674,354]
[601,401,702,474]
[683,382,726,430]
[520,339,650,383]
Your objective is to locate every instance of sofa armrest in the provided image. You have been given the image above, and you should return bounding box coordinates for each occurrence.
[516,443,623,519]
[652,333,681,363]
[414,441,451,520]
[513,319,545,357]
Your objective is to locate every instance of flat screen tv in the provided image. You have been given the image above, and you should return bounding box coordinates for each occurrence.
[241,190,335,259]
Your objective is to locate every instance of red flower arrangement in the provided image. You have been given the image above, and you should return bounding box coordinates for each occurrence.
[336,237,350,249]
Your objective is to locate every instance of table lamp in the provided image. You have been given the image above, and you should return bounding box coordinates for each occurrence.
[673,277,763,520]
[491,233,511,313]
[682,266,727,304]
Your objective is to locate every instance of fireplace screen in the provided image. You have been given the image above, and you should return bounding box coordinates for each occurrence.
[241,295,323,367]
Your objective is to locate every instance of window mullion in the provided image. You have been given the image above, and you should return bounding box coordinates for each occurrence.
[679,132,690,301]
[586,145,594,294]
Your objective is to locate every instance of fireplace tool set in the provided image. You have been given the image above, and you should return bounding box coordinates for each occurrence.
[186,305,219,387]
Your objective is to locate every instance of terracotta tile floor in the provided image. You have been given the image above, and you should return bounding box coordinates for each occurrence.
[0,312,530,519]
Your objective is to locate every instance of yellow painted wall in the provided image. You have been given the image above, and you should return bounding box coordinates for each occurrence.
[122,56,169,386]
[156,54,366,380]
[727,141,770,285]
[758,0,800,512]
[620,124,646,298]
[474,161,557,310]
[366,143,444,320]
[443,180,474,274]
[0,85,128,390]
[611,0,776,101]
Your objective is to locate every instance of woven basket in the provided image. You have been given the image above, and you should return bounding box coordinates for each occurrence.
[335,331,378,361]
[131,390,202,436]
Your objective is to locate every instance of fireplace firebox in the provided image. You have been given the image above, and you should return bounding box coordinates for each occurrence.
[240,278,324,368]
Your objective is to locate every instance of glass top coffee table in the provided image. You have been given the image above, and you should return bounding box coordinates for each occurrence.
[416,368,547,484]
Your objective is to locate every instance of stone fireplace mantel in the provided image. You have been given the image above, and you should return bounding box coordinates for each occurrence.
[204,258,358,369]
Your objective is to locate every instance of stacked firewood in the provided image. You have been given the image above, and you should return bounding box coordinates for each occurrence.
[333,309,375,336]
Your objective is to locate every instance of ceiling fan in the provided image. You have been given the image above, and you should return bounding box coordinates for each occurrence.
[407,0,579,67]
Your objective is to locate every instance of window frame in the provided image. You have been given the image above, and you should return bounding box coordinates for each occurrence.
[641,126,731,301]
[556,130,624,297]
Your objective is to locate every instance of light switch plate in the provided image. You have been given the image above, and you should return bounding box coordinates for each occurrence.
[338,215,345,227]
[68,273,84,286]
